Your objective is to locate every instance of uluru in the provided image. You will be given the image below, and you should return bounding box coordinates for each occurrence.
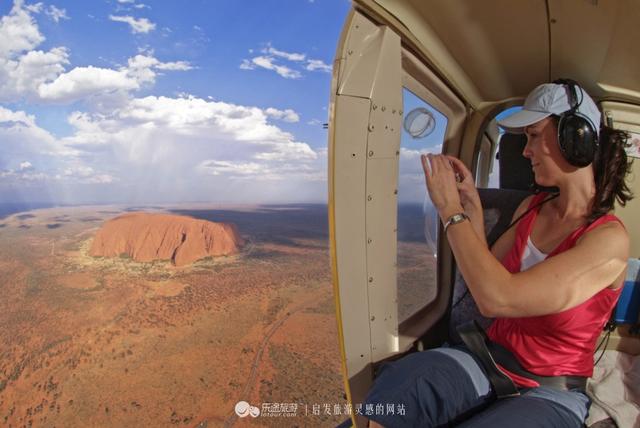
[89,212,244,266]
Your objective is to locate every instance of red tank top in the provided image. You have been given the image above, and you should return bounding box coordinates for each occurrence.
[487,192,623,387]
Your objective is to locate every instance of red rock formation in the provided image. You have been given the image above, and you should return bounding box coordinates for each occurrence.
[90,212,244,266]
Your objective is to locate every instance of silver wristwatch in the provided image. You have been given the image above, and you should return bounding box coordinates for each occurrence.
[443,212,469,234]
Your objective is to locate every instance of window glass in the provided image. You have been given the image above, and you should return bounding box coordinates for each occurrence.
[397,88,448,323]
[479,107,522,189]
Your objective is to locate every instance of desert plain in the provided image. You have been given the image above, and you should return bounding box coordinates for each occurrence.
[0,203,346,427]
[0,202,436,428]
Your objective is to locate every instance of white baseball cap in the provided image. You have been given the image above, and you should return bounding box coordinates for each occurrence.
[497,82,601,135]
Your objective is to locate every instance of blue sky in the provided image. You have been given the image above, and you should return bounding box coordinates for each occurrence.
[0,0,351,204]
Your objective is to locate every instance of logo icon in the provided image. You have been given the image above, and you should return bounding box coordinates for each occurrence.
[235,401,260,418]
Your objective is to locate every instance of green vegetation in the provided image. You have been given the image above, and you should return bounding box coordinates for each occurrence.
[303,297,336,315]
[41,336,72,353]
[264,296,292,326]
[26,271,45,295]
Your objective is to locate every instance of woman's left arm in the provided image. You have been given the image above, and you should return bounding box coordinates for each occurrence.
[447,219,628,317]
[423,154,629,318]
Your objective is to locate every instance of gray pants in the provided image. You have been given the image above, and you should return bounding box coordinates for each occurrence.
[364,346,590,427]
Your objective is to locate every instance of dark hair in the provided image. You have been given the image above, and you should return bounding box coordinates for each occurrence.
[589,125,634,222]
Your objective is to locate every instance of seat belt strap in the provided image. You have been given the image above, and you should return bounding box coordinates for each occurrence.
[457,321,588,395]
[457,321,520,398]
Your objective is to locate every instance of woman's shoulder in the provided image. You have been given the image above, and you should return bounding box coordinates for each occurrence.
[575,215,629,266]
[588,213,626,230]
[581,213,628,242]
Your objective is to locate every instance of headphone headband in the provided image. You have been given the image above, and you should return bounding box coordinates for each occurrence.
[552,78,582,115]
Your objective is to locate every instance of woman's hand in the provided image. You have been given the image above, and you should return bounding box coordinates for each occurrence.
[422,154,486,243]
[445,156,482,216]
[421,153,464,222]
[445,156,486,244]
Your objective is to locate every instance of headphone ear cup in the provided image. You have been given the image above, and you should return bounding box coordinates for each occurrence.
[557,114,598,167]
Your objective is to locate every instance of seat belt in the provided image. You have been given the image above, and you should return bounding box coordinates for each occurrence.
[487,342,587,391]
[457,321,587,396]
[457,321,520,398]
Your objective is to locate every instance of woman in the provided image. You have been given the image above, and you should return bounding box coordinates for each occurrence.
[365,81,633,427]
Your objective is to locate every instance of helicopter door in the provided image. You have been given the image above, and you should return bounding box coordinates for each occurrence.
[329,8,466,425]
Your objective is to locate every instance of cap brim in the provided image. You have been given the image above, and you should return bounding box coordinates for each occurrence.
[497,110,551,134]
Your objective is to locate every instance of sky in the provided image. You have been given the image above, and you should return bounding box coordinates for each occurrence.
[0,0,351,205]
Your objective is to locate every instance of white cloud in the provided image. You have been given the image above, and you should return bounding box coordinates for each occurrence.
[0,106,76,173]
[63,95,318,191]
[154,60,192,71]
[11,171,48,182]
[62,166,115,183]
[0,95,326,203]
[19,161,33,170]
[241,44,332,79]
[0,4,325,203]
[264,107,300,123]
[3,51,192,104]
[0,106,116,192]
[109,15,155,34]
[0,0,45,57]
[239,59,254,70]
[198,160,265,177]
[0,106,58,148]
[38,66,140,102]
[0,46,69,101]
[125,54,192,86]
[250,56,301,79]
[0,3,190,104]
[0,4,190,103]
[253,140,316,161]
[264,46,305,62]
[46,5,69,23]
[23,2,43,14]
[117,0,135,3]
[305,59,331,73]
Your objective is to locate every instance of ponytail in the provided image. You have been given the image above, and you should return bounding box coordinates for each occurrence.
[589,126,634,222]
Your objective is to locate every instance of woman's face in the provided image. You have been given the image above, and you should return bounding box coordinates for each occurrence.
[523,117,566,186]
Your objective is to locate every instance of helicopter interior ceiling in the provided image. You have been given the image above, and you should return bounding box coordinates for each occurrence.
[356,0,640,108]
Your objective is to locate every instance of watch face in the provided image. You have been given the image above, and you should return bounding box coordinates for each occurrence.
[444,213,468,232]
[451,213,466,223]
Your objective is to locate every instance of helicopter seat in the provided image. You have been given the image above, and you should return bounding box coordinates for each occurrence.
[448,187,532,343]
[448,133,533,343]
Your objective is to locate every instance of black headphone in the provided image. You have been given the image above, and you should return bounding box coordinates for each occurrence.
[553,78,599,167]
